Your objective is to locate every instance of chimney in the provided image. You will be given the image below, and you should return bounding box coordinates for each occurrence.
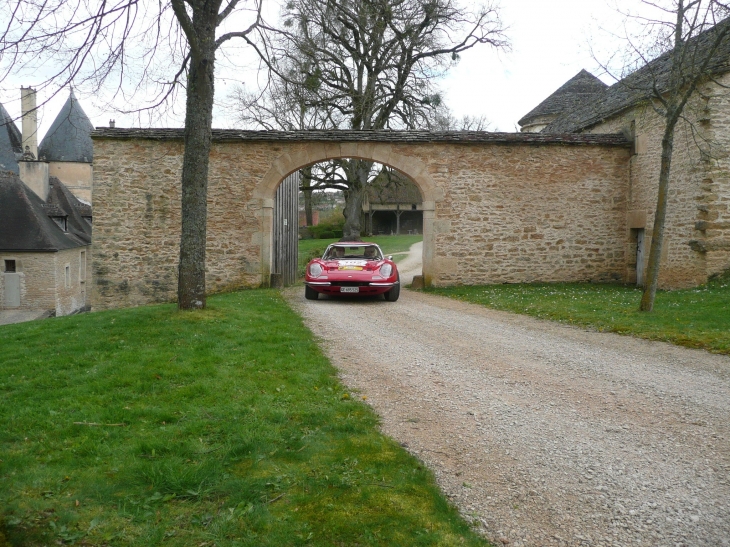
[109,119,116,128]
[21,87,38,158]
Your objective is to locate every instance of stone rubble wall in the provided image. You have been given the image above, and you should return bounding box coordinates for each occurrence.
[418,143,630,286]
[91,136,631,310]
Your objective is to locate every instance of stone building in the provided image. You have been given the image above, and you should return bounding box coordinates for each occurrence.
[364,169,424,235]
[518,19,730,287]
[0,88,94,316]
[0,171,91,315]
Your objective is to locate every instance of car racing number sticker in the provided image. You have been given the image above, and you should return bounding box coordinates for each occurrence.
[337,260,366,271]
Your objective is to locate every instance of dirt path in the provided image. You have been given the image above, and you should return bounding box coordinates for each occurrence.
[284,285,730,547]
[393,240,423,284]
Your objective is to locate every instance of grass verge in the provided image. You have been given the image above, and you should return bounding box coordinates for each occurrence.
[0,290,486,546]
[425,272,730,355]
[299,235,423,275]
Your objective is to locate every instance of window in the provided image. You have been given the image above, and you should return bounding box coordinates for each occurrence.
[65,265,71,288]
[79,251,86,282]
[52,216,68,231]
[4,260,16,272]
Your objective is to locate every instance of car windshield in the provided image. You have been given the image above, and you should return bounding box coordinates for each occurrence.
[324,245,382,260]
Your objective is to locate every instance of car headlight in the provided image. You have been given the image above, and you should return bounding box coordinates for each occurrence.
[379,263,393,278]
[309,263,323,278]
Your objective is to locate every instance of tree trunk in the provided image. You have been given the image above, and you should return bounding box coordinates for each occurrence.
[177,20,216,310]
[341,184,364,241]
[301,166,314,226]
[639,117,677,312]
[341,160,371,241]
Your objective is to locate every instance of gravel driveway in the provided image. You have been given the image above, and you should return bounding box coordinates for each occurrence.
[285,254,730,547]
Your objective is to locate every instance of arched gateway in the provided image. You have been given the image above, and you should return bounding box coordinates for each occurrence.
[90,129,630,310]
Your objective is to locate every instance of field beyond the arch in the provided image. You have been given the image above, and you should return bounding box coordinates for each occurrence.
[425,272,730,355]
[0,290,487,547]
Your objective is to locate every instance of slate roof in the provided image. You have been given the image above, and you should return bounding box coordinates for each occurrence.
[38,89,94,162]
[545,16,730,133]
[91,128,631,147]
[0,102,22,174]
[518,70,608,129]
[45,177,92,243]
[0,171,90,251]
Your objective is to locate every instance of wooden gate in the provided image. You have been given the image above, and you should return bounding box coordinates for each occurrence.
[272,171,299,286]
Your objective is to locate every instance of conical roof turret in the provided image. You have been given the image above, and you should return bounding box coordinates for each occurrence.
[38,89,94,162]
[0,101,22,173]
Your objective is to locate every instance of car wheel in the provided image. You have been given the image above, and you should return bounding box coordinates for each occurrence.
[304,285,319,300]
[384,276,400,302]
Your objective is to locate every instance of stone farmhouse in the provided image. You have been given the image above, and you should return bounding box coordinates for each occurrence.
[0,89,94,316]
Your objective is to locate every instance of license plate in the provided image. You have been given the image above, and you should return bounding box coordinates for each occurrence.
[338,266,363,271]
[340,286,359,293]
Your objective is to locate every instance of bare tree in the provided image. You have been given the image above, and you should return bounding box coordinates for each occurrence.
[245,0,506,240]
[0,0,261,310]
[230,56,336,227]
[429,112,493,131]
[597,1,730,311]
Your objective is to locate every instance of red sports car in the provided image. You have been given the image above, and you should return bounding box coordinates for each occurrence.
[304,242,400,301]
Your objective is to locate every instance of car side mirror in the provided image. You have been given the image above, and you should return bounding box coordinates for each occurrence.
[387,255,393,260]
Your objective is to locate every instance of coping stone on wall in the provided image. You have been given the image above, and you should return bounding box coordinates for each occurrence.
[91,128,631,147]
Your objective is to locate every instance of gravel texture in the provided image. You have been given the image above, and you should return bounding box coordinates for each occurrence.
[285,253,730,547]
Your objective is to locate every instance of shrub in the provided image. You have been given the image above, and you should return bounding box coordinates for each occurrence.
[309,208,345,239]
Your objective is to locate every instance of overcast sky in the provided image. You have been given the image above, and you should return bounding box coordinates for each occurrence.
[2,1,650,139]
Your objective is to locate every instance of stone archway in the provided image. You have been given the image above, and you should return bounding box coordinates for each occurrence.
[90,129,634,311]
[253,142,441,286]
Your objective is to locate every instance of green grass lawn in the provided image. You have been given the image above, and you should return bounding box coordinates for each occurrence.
[425,272,730,355]
[299,234,423,276]
[0,290,486,547]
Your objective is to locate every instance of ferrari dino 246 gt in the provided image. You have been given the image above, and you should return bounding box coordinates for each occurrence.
[304,242,400,302]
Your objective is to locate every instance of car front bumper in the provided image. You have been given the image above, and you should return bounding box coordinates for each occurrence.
[305,280,398,296]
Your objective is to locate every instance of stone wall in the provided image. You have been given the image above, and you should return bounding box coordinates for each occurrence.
[91,133,631,310]
[0,247,88,315]
[0,252,56,311]
[54,247,89,316]
[421,143,630,285]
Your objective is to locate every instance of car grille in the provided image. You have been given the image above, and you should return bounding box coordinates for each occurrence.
[330,281,371,287]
